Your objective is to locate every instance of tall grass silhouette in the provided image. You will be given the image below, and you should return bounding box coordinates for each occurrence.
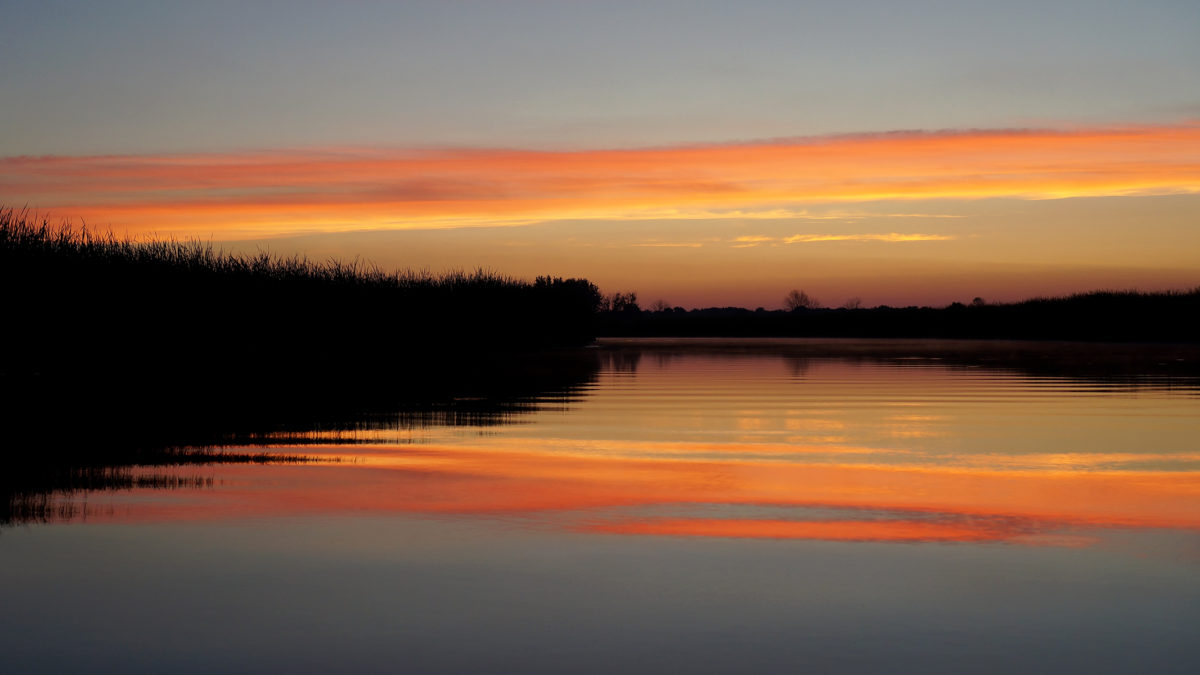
[0,208,603,450]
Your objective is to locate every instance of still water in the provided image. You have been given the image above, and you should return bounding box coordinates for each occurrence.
[3,340,1198,673]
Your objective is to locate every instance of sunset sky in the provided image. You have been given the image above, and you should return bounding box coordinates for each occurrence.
[4,1,1198,307]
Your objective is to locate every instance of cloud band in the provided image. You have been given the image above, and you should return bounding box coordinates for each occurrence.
[4,122,1198,237]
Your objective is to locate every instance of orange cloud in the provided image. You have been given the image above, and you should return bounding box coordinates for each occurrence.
[4,122,1198,237]
[782,233,956,243]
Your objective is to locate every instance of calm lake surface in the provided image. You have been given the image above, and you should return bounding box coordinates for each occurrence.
[3,339,1199,673]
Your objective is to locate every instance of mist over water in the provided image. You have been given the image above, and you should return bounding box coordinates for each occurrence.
[2,340,1198,673]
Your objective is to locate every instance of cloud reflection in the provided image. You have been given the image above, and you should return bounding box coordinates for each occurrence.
[62,440,1200,547]
[34,352,1200,548]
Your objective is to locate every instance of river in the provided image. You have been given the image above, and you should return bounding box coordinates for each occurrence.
[2,339,1198,673]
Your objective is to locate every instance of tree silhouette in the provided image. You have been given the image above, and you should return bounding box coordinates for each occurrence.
[784,289,819,311]
[606,291,641,313]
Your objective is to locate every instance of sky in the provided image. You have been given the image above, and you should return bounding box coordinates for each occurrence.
[3,0,1199,307]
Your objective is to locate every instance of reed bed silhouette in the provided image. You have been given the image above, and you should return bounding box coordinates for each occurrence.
[0,207,600,350]
[0,208,603,448]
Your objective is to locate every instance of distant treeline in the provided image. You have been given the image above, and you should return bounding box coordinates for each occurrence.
[0,209,602,450]
[598,289,1200,342]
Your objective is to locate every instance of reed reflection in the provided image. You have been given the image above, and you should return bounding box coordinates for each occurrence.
[16,341,1199,550]
[1,351,602,526]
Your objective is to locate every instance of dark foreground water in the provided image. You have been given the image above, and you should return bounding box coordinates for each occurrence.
[2,340,1198,673]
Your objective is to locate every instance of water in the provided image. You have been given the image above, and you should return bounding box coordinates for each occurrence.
[3,340,1198,673]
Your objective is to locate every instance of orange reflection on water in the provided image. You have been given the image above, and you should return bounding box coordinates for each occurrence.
[72,439,1200,547]
[54,354,1200,547]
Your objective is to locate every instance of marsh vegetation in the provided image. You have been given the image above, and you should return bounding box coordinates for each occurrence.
[0,209,602,442]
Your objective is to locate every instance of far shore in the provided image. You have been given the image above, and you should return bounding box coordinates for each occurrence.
[594,336,1200,377]
[594,288,1200,344]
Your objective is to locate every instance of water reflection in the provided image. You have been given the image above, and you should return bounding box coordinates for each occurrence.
[13,340,1199,551]
[6,340,1200,674]
[2,351,602,525]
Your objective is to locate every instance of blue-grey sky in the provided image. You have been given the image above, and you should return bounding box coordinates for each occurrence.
[3,0,1198,155]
